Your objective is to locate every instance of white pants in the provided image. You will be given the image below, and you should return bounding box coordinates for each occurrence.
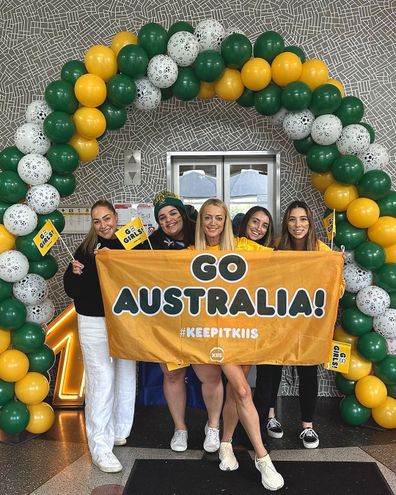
[77,314,136,458]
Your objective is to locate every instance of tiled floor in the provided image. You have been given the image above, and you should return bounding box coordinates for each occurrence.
[1,398,395,495]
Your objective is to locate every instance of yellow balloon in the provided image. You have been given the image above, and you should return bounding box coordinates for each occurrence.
[0,327,11,353]
[372,396,396,429]
[85,45,117,82]
[333,325,358,349]
[342,351,372,381]
[241,58,271,91]
[384,243,396,263]
[346,198,380,228]
[69,134,99,162]
[214,68,245,101]
[368,216,396,247]
[271,52,302,87]
[327,78,345,97]
[311,171,335,192]
[0,224,16,253]
[15,372,49,405]
[111,31,138,57]
[26,402,55,434]
[74,73,107,108]
[299,59,329,91]
[73,107,106,140]
[324,183,358,212]
[0,349,29,382]
[355,375,387,408]
[197,81,216,100]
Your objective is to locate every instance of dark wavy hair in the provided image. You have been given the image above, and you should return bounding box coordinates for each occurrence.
[237,206,274,247]
[278,201,318,251]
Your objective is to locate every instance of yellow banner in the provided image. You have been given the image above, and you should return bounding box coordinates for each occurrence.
[33,220,60,256]
[115,217,147,250]
[323,210,336,241]
[324,340,351,373]
[96,250,344,365]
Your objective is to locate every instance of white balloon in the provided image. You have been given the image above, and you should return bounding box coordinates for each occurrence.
[26,298,55,325]
[283,109,315,140]
[311,114,343,145]
[17,153,52,186]
[271,107,288,128]
[26,184,60,214]
[344,250,355,265]
[133,78,162,111]
[14,123,51,155]
[336,124,371,155]
[386,337,396,355]
[343,262,373,293]
[356,285,390,317]
[25,100,52,126]
[0,250,29,283]
[357,143,390,172]
[147,55,179,89]
[3,204,38,236]
[167,31,200,67]
[194,19,225,52]
[373,308,396,339]
[13,273,48,306]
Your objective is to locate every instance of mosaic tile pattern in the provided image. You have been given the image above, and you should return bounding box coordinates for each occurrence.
[1,0,395,396]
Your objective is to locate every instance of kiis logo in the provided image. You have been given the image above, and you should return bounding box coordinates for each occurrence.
[210,347,224,363]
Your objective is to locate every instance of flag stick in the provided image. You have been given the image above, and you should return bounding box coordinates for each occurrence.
[58,235,75,260]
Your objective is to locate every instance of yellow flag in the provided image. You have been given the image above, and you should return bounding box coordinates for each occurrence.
[323,210,336,241]
[324,340,351,373]
[33,220,60,256]
[115,216,147,250]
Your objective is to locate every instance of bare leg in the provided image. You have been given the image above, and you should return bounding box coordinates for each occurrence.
[221,365,250,442]
[192,364,223,427]
[159,363,187,431]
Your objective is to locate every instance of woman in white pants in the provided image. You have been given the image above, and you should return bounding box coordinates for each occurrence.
[63,200,136,473]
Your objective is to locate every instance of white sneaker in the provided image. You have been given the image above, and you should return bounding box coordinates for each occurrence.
[114,437,127,446]
[255,454,284,491]
[203,423,220,453]
[170,429,188,452]
[219,442,239,471]
[92,451,123,473]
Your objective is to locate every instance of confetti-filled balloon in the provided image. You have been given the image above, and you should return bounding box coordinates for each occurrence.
[343,262,373,293]
[271,107,288,127]
[356,285,390,317]
[14,123,51,155]
[336,124,371,155]
[147,55,179,89]
[17,154,52,186]
[310,114,343,145]
[283,109,315,140]
[13,274,48,306]
[26,184,60,214]
[194,19,225,52]
[357,143,390,173]
[0,250,29,283]
[26,298,55,325]
[373,308,396,339]
[167,31,200,67]
[25,100,52,126]
[3,204,38,236]
[133,78,162,111]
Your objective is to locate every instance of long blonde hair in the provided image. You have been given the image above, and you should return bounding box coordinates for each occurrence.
[80,200,117,254]
[195,199,235,250]
[278,201,318,251]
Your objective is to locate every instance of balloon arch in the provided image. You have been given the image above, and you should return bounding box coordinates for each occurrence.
[0,19,396,435]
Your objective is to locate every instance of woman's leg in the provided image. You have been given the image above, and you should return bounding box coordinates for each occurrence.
[254,365,282,421]
[159,363,187,431]
[192,364,223,428]
[113,358,137,442]
[297,365,319,449]
[221,365,250,442]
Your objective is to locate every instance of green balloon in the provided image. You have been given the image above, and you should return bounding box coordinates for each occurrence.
[29,255,58,280]
[358,332,388,363]
[377,191,396,216]
[374,263,396,293]
[12,322,45,353]
[138,22,168,59]
[117,45,149,79]
[194,50,225,82]
[354,241,385,271]
[48,173,76,197]
[172,67,200,101]
[161,87,173,101]
[16,230,42,261]
[281,81,311,111]
[0,146,24,172]
[37,210,65,234]
[28,344,55,373]
[254,31,285,63]
[283,45,306,63]
[341,307,372,336]
[0,380,14,406]
[168,21,194,38]
[360,122,375,143]
[331,155,364,185]
[99,101,127,130]
[221,33,252,69]
[0,400,29,434]
[43,111,75,144]
[323,207,346,225]
[46,144,79,175]
[0,201,12,223]
[294,135,314,155]
[387,384,396,399]
[306,144,340,173]
[237,88,255,108]
[340,395,371,426]
[358,170,392,200]
[107,74,136,107]
[0,171,28,203]
[334,221,366,250]
[309,84,342,116]
[61,60,87,85]
[45,80,78,113]
[335,374,356,395]
[0,279,12,303]
[254,84,282,116]
[335,96,365,126]
[390,292,396,309]
[339,291,357,309]
[0,298,27,331]
[374,355,396,385]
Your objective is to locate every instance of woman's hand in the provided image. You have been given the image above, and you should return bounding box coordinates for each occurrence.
[71,260,84,275]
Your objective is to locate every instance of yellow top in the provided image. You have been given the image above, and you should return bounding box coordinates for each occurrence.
[189,236,273,252]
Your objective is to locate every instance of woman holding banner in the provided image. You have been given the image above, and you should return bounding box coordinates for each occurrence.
[63,200,136,473]
[194,198,284,492]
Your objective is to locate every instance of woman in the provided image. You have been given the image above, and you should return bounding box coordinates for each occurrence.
[194,199,284,492]
[140,191,223,454]
[63,200,136,473]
